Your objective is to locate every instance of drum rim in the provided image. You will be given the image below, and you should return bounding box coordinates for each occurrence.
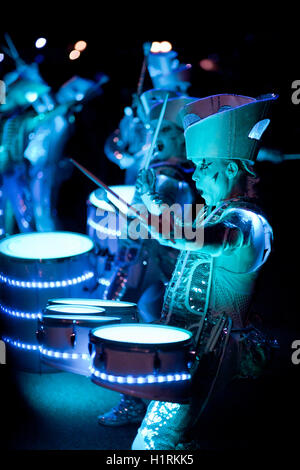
[41,314,121,327]
[47,298,137,309]
[0,231,95,262]
[89,323,193,350]
[45,304,106,315]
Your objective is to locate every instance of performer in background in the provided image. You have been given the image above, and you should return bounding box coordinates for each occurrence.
[104,41,192,184]
[97,91,200,427]
[131,93,278,450]
[0,35,108,234]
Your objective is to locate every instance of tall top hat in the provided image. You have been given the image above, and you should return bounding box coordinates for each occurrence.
[181,93,278,164]
[149,95,198,129]
[145,42,192,93]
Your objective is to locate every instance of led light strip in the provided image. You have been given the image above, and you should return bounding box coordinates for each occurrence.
[40,347,90,361]
[0,304,42,320]
[0,271,94,288]
[3,337,90,360]
[87,218,121,237]
[98,277,111,287]
[90,367,191,385]
[3,337,39,351]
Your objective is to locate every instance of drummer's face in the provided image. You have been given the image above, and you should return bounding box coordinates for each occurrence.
[152,121,185,161]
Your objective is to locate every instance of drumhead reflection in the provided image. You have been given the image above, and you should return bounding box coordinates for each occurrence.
[45,305,105,315]
[0,232,94,260]
[92,324,192,344]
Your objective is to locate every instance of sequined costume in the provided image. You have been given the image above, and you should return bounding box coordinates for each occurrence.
[132,93,278,450]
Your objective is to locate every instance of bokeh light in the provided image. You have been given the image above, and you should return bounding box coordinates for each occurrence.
[74,41,87,52]
[35,38,47,49]
[69,50,81,60]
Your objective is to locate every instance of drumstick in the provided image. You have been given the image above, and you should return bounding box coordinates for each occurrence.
[143,92,169,171]
[70,158,176,244]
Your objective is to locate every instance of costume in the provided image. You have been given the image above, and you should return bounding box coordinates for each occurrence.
[0,54,106,235]
[104,42,192,184]
[132,93,277,450]
[97,93,199,427]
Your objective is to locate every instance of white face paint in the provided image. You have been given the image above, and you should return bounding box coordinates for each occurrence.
[192,158,231,206]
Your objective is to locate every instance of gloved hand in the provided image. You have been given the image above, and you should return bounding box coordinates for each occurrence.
[135,168,156,195]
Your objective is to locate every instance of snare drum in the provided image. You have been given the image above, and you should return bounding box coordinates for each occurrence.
[37,308,121,376]
[47,299,139,323]
[0,232,96,372]
[89,323,193,403]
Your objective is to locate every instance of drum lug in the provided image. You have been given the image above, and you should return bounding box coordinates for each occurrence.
[153,350,161,375]
[70,332,76,348]
[88,342,93,356]
[98,344,106,369]
[36,327,45,344]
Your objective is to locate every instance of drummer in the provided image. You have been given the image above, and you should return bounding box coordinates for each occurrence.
[131,93,277,450]
[97,92,200,427]
[104,41,192,184]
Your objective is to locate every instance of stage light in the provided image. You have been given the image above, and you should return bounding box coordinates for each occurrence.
[74,40,87,52]
[0,53,4,62]
[150,41,172,54]
[160,41,172,53]
[69,50,80,60]
[35,38,47,49]
[150,42,161,53]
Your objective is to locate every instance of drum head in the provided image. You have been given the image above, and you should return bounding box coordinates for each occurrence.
[48,299,136,309]
[42,314,121,327]
[0,232,94,260]
[90,323,193,349]
[45,304,106,316]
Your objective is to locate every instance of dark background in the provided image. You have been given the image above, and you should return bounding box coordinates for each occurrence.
[0,32,299,456]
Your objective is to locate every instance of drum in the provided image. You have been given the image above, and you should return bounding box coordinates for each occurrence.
[86,185,135,256]
[0,232,96,372]
[89,323,193,403]
[47,298,139,323]
[37,307,121,375]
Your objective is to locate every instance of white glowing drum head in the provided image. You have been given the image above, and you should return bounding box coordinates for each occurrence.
[45,304,106,317]
[42,313,120,326]
[47,299,138,323]
[0,232,94,260]
[91,324,192,348]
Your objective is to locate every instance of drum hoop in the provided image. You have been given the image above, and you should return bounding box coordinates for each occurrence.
[41,315,121,327]
[45,305,106,315]
[0,232,95,263]
[89,325,193,351]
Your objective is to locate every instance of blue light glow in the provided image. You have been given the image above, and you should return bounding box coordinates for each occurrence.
[90,367,191,384]
[0,232,94,260]
[45,305,105,315]
[92,324,192,344]
[3,337,91,361]
[0,271,94,288]
[0,303,42,320]
[48,298,136,308]
[43,314,119,322]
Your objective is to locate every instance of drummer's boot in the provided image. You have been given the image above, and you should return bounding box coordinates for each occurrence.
[98,394,146,427]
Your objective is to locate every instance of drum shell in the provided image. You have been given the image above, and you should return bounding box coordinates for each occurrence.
[0,251,96,312]
[89,325,193,403]
[87,200,122,256]
[39,316,121,376]
[0,233,96,373]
